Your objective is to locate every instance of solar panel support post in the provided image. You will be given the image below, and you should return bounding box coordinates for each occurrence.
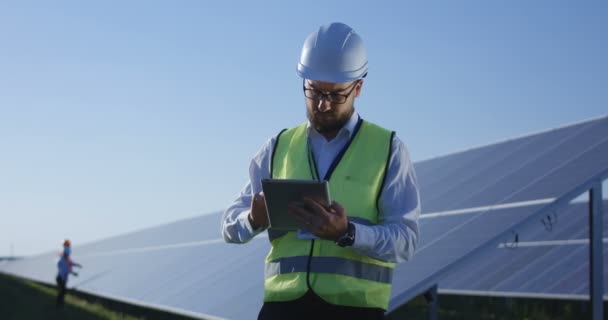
[589,183,603,320]
[428,285,438,320]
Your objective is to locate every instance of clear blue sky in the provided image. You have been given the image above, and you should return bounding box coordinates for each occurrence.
[1,1,606,256]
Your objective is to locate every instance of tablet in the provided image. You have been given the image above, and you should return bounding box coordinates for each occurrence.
[261,179,332,231]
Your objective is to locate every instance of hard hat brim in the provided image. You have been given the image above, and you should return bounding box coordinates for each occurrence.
[297,62,368,83]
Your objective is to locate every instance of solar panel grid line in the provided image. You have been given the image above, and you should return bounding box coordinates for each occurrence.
[511,246,587,293]
[418,139,528,197]
[491,247,578,293]
[515,201,603,243]
[416,213,499,247]
[443,248,512,291]
[474,247,554,292]
[525,203,588,240]
[165,242,267,315]
[484,240,572,292]
[544,251,590,293]
[78,238,226,258]
[499,238,608,248]
[136,248,209,302]
[438,288,608,301]
[414,143,497,175]
[485,239,592,290]
[415,115,608,166]
[421,120,603,212]
[574,283,590,296]
[496,205,591,248]
[439,119,608,212]
[421,198,555,218]
[434,253,492,290]
[573,275,592,296]
[575,246,608,295]
[420,123,589,211]
[513,141,608,204]
[415,201,541,254]
[154,244,262,306]
[77,239,260,316]
[415,144,504,199]
[469,123,608,207]
[77,233,269,258]
[153,238,262,301]
[75,212,223,254]
[488,245,586,293]
[78,243,180,297]
[172,255,242,301]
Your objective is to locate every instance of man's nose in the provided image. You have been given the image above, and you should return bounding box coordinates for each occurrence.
[317,97,332,112]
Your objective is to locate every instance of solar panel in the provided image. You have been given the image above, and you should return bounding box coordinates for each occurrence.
[420,117,608,213]
[2,116,607,319]
[388,116,608,310]
[438,200,608,300]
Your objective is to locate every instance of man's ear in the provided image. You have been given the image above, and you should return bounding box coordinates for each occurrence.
[354,80,364,98]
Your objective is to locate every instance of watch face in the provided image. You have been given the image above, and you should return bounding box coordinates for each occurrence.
[337,223,355,247]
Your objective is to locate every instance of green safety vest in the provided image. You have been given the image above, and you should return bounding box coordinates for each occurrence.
[264,119,396,310]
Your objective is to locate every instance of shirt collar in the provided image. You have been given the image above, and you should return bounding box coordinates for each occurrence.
[307,111,360,140]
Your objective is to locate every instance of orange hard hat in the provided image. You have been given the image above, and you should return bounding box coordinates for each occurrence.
[63,239,71,247]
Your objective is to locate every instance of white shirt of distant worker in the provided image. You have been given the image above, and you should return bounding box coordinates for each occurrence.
[221,22,420,320]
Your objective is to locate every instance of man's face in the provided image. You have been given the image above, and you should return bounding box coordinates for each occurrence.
[304,79,363,137]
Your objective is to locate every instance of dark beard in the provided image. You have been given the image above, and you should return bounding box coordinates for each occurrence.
[308,109,353,135]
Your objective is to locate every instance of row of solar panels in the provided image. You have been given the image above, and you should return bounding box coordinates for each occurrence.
[2,115,607,319]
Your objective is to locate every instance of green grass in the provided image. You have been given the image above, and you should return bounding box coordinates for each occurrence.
[0,273,143,320]
[387,294,604,320]
[3,271,604,320]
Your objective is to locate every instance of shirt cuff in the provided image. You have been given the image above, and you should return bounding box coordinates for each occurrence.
[240,210,264,238]
[352,222,374,251]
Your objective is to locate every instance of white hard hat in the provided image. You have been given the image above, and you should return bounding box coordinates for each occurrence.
[297,22,368,83]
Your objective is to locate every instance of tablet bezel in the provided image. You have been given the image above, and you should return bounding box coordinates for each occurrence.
[261,179,331,231]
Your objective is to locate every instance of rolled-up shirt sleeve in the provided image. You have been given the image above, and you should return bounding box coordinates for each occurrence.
[221,137,275,243]
[351,136,421,263]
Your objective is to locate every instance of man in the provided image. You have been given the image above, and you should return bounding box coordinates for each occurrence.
[221,22,420,320]
[56,239,82,307]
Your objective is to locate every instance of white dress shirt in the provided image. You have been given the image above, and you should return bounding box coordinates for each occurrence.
[221,112,420,263]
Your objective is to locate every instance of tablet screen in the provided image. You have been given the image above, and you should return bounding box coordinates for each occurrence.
[261,179,331,231]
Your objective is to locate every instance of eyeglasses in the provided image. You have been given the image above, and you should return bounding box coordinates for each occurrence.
[303,80,359,104]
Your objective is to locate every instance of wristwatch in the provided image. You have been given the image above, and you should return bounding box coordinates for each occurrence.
[335,222,356,247]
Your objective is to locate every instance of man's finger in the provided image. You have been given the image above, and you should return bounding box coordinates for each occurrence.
[302,197,331,218]
[288,204,312,221]
[330,201,346,216]
[288,204,317,229]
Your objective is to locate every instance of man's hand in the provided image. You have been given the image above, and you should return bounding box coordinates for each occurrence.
[248,192,269,230]
[289,198,348,241]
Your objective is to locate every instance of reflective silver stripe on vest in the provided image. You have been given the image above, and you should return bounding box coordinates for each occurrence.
[265,256,393,284]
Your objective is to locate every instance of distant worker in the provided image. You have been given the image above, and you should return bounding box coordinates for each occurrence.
[56,239,82,307]
[221,22,421,319]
